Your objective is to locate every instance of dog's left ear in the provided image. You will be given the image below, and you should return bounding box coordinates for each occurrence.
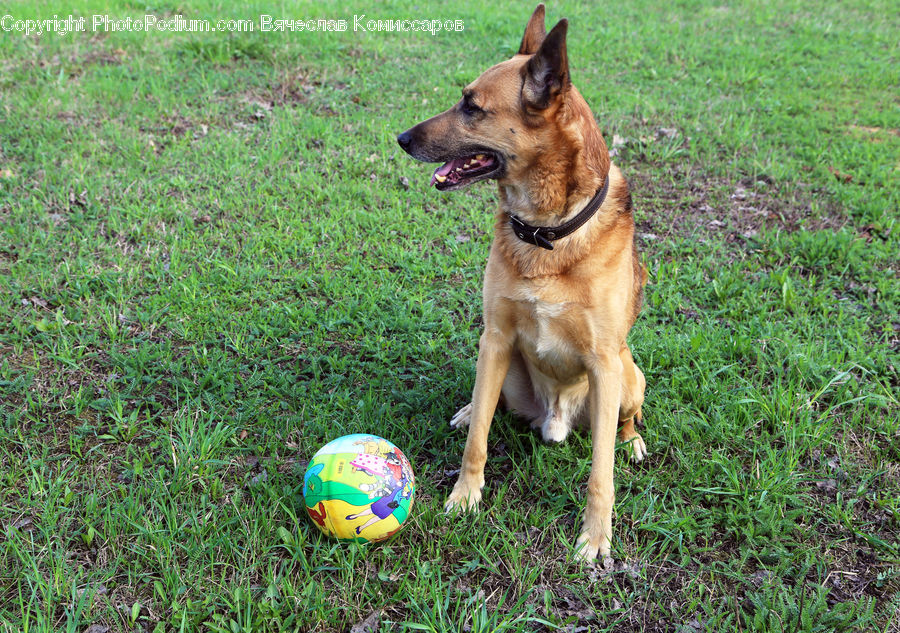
[523,19,570,109]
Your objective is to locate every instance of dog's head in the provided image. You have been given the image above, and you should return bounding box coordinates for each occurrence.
[397,4,588,194]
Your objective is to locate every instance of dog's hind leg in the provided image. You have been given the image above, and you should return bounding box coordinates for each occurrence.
[450,349,544,429]
[617,345,647,462]
[502,349,546,426]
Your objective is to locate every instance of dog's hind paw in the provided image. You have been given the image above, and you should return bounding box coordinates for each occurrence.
[618,428,648,463]
[628,434,648,462]
[449,402,472,430]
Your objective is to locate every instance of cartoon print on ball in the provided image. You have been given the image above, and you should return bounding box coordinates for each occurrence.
[302,434,415,542]
[345,448,414,535]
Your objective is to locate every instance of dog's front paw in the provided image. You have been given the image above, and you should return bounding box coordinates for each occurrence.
[445,479,482,512]
[574,531,610,564]
[449,402,472,430]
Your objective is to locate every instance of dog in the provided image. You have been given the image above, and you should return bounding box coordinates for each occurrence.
[397,4,648,562]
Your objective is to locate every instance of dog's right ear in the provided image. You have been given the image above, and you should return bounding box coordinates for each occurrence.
[518,4,547,55]
[523,19,569,109]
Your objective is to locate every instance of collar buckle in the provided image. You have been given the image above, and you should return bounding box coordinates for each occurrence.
[509,215,554,250]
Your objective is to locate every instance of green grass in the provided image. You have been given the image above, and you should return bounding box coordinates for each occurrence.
[1,0,898,631]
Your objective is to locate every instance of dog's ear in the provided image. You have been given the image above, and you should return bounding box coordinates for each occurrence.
[523,19,569,109]
[518,4,547,55]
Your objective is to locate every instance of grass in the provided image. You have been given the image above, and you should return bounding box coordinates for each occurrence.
[1,0,898,631]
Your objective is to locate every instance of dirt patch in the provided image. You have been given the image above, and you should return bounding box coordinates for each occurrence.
[68,45,127,74]
[141,113,196,139]
[847,125,900,140]
[229,69,351,124]
[16,41,127,78]
[270,70,324,106]
[800,447,900,607]
[630,166,849,249]
[0,212,15,272]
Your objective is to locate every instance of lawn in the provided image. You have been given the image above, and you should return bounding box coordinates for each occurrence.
[1,1,898,631]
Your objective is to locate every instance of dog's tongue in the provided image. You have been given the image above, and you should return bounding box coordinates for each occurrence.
[430,154,494,186]
[430,158,466,186]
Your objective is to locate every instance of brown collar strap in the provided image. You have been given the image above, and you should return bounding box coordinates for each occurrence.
[508,176,610,250]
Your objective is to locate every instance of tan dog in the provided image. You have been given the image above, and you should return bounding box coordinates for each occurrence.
[397,4,648,562]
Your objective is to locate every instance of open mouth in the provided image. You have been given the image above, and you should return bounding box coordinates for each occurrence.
[430,152,503,190]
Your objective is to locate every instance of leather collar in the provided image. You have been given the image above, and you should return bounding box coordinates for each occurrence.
[508,176,610,250]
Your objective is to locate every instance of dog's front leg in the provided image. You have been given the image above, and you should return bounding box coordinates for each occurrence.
[445,328,513,512]
[575,350,623,562]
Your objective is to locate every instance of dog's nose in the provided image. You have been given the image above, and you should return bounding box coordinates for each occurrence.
[397,130,412,152]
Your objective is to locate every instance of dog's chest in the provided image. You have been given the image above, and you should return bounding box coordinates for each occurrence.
[523,300,566,352]
[512,289,587,379]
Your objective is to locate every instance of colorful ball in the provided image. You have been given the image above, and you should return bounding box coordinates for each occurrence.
[302,434,415,542]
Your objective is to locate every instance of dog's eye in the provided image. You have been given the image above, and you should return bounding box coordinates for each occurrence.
[461,96,483,117]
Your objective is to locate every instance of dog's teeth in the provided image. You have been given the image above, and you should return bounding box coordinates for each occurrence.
[455,167,462,172]
[435,174,447,182]
[464,162,472,168]
[476,154,484,160]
